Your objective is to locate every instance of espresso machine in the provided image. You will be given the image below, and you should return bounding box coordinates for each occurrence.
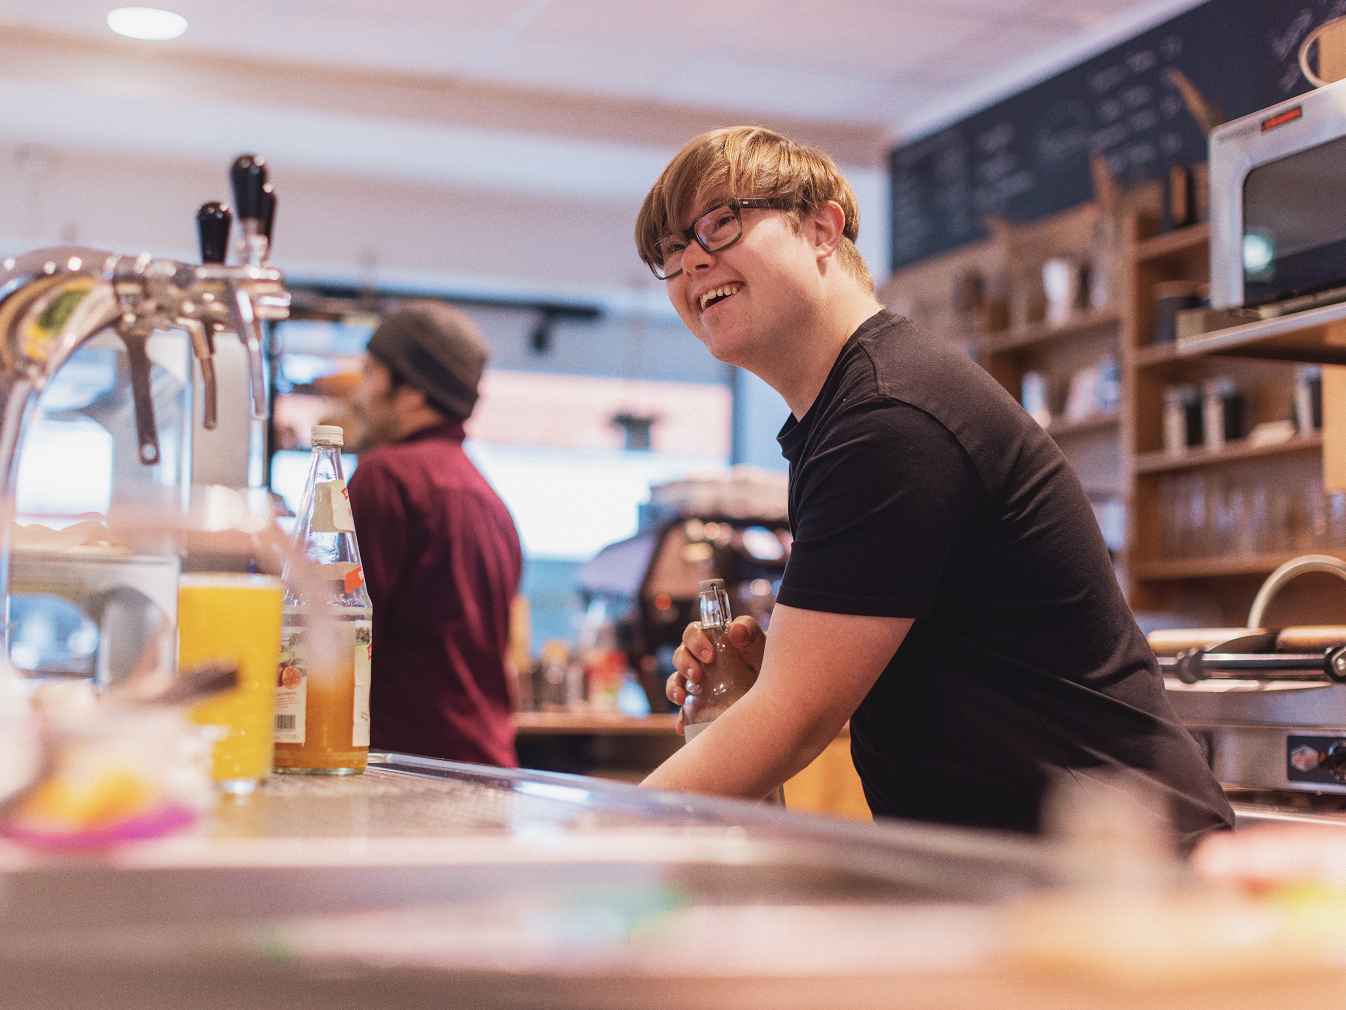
[0,155,290,685]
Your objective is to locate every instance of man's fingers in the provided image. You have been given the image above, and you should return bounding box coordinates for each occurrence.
[726,615,767,666]
[671,642,703,685]
[681,621,715,664]
[727,616,761,645]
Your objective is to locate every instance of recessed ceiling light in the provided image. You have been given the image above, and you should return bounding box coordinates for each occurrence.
[107,7,188,41]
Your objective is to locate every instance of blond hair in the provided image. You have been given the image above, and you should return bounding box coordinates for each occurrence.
[635,126,873,293]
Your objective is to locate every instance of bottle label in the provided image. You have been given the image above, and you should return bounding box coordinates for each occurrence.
[275,624,308,743]
[312,480,356,533]
[353,620,372,747]
[683,720,710,742]
[345,566,365,594]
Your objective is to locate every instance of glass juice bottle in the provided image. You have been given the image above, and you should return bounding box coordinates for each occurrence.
[681,579,758,740]
[273,425,372,774]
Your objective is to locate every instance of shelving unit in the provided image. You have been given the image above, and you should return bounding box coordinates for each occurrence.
[1045,410,1120,441]
[1122,212,1346,627]
[1134,222,1210,264]
[977,307,1120,356]
[880,200,1137,546]
[1130,550,1346,582]
[1134,432,1323,474]
[1176,299,1346,365]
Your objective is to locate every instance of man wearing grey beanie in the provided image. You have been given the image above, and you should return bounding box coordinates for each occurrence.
[348,300,523,768]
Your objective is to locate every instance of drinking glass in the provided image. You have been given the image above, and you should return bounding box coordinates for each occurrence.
[178,573,285,794]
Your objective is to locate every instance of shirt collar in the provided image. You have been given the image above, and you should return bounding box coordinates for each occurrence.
[399,420,466,445]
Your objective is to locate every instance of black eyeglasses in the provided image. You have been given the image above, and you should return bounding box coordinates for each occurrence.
[648,198,791,280]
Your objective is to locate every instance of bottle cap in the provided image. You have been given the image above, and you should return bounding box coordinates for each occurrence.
[311,425,344,447]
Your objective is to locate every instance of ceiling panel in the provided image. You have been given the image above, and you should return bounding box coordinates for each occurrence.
[266,9,495,75]
[1021,0,1124,29]
[0,0,1206,140]
[293,0,534,28]
[900,19,1083,91]
[659,58,901,121]
[526,0,786,48]
[17,0,283,51]
[464,32,683,102]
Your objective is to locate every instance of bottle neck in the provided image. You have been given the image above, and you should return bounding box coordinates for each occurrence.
[283,442,369,608]
[699,584,731,631]
[307,445,345,484]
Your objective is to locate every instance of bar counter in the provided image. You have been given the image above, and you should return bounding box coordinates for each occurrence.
[2,752,1344,1009]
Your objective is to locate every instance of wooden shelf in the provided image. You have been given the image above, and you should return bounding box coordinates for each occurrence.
[1134,222,1209,264]
[1132,550,1346,582]
[1134,342,1181,368]
[1045,411,1119,440]
[1121,204,1341,622]
[513,712,680,736]
[1134,432,1323,474]
[1176,299,1346,365]
[977,308,1120,356]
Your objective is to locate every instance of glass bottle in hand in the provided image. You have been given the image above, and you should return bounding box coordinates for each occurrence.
[681,579,758,741]
[273,425,372,774]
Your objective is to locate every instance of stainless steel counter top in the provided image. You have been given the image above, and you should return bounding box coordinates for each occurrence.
[3,753,1344,1009]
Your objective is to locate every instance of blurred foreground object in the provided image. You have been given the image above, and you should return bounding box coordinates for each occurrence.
[1000,773,1346,988]
[2,658,238,848]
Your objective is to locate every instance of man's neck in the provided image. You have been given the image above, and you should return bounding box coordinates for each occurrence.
[393,402,453,443]
[397,417,451,442]
[765,286,884,419]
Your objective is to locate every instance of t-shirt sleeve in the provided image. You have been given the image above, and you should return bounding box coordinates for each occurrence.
[346,454,411,616]
[776,397,983,619]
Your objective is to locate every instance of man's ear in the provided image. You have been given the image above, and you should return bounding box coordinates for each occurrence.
[806,200,846,261]
[395,382,430,412]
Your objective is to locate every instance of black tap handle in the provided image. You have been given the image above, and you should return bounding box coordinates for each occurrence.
[259,184,276,244]
[196,201,232,264]
[230,154,268,220]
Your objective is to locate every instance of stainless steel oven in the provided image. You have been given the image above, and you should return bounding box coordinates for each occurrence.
[1210,75,1346,313]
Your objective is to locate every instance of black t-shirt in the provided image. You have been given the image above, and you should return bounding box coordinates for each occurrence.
[776,310,1232,849]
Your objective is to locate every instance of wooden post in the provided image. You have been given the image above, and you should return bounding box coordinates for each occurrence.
[1325,362,1346,494]
[1320,17,1346,82]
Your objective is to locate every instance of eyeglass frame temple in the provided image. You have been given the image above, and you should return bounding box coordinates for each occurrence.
[647,197,791,280]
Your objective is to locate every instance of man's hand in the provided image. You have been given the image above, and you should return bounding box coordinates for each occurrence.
[667,616,767,735]
[642,604,913,799]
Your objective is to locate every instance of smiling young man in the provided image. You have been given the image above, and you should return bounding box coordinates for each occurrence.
[633,127,1233,850]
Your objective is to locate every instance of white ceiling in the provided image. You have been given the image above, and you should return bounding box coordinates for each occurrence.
[0,0,1211,304]
[0,0,1206,139]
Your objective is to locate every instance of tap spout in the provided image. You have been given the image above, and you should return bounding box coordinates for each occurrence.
[228,286,269,420]
[179,317,218,430]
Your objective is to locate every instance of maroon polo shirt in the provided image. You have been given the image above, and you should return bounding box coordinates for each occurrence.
[347,422,522,767]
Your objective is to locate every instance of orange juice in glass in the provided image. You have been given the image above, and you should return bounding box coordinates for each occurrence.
[178,573,285,794]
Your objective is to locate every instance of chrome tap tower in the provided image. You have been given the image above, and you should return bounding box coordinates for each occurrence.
[0,155,291,651]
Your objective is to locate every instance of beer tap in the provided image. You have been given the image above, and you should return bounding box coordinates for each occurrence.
[260,183,277,253]
[227,154,274,418]
[186,201,231,430]
[0,154,292,650]
[108,253,172,466]
[232,154,270,268]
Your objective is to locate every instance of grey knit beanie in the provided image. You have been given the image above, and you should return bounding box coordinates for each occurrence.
[365,301,488,420]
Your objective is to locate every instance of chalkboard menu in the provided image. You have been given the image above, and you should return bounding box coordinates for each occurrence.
[889,0,1333,269]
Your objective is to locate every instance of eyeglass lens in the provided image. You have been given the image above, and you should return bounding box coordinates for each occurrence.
[656,203,742,278]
